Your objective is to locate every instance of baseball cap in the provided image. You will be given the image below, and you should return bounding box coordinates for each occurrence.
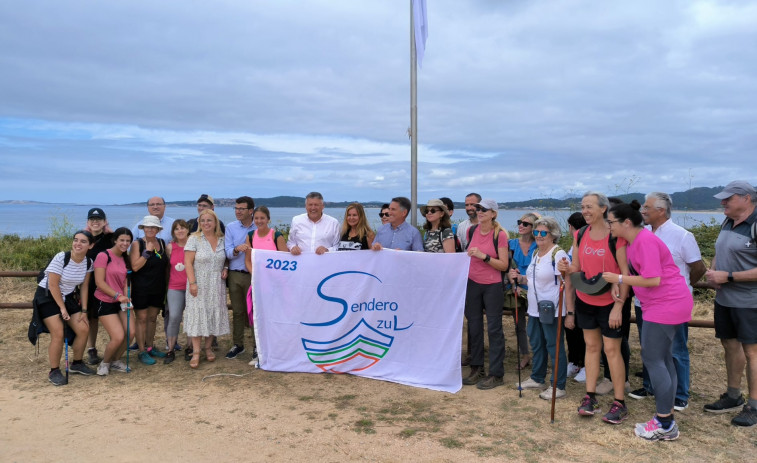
[87,207,106,220]
[714,181,757,200]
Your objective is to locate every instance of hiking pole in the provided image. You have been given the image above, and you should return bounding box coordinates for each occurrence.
[551,273,566,424]
[513,281,522,398]
[125,270,132,373]
[64,327,69,385]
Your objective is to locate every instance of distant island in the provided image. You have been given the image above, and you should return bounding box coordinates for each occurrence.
[0,186,736,211]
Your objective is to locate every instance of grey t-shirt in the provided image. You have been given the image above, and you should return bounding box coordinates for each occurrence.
[714,209,757,307]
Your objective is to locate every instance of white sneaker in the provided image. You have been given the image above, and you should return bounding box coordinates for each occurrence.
[517,377,546,390]
[539,386,567,400]
[248,358,259,368]
[566,362,580,377]
[97,362,110,376]
[574,367,586,383]
[110,360,128,373]
[596,378,613,395]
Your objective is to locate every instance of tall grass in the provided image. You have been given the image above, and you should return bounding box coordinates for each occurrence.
[0,213,75,271]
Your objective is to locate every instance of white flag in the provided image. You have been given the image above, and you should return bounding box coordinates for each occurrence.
[252,249,468,393]
[413,0,428,67]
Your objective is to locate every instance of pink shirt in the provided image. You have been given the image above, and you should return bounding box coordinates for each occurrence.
[252,229,278,251]
[627,228,692,324]
[467,227,508,285]
[168,243,187,290]
[94,250,128,303]
[575,226,621,306]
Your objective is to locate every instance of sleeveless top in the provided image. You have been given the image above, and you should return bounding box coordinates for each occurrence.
[250,229,280,251]
[131,238,168,292]
[168,243,186,290]
[338,231,370,251]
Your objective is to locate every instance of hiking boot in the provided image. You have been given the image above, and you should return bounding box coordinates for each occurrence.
[184,347,193,361]
[86,348,102,365]
[476,375,504,390]
[138,351,156,365]
[674,399,689,411]
[634,416,679,441]
[540,387,566,400]
[629,388,653,400]
[225,344,245,359]
[577,395,600,416]
[97,362,110,376]
[602,401,629,424]
[147,347,167,358]
[164,350,176,364]
[732,405,757,427]
[517,377,546,390]
[110,360,129,373]
[573,367,586,383]
[704,392,745,414]
[69,363,95,376]
[463,366,485,385]
[595,378,613,395]
[48,369,67,386]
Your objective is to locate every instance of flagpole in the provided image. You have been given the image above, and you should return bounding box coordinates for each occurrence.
[410,0,418,227]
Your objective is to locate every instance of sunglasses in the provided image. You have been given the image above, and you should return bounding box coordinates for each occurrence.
[474,205,490,212]
[425,208,440,214]
[517,220,533,227]
[379,212,390,218]
[533,230,549,237]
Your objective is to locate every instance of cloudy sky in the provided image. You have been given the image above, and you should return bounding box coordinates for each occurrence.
[1,0,754,205]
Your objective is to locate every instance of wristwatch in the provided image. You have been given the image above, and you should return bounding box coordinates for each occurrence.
[728,272,734,283]
[483,255,491,263]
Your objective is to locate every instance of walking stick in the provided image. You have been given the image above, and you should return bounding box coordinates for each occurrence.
[64,329,69,385]
[551,273,566,423]
[513,282,522,398]
[125,270,132,373]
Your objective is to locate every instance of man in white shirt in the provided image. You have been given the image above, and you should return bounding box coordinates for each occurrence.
[630,192,706,411]
[287,192,340,255]
[457,193,481,251]
[131,196,175,242]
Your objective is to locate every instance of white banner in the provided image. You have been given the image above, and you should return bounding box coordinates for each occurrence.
[251,249,468,393]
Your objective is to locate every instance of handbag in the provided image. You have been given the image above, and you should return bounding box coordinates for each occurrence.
[533,253,555,324]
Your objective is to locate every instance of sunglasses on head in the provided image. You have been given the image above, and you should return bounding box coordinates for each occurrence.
[533,230,549,237]
[379,212,390,218]
[517,220,533,227]
[474,205,490,212]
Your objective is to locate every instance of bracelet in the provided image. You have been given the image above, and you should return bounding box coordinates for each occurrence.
[189,282,197,286]
[113,292,120,301]
[223,267,229,270]
[618,274,623,285]
[567,312,574,315]
[82,310,88,314]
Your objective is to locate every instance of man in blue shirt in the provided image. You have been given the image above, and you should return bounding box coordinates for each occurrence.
[372,196,423,251]
[224,196,256,360]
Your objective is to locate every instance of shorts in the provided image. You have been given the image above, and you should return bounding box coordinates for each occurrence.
[131,291,166,311]
[34,286,82,320]
[575,297,623,339]
[96,299,123,317]
[714,301,757,344]
[87,292,100,320]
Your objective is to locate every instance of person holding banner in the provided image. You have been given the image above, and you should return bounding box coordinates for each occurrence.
[510,217,569,399]
[372,196,423,251]
[420,199,455,253]
[463,198,509,390]
[338,202,375,251]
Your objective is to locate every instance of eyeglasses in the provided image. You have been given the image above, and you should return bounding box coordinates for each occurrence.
[234,207,249,211]
[517,220,533,227]
[533,230,549,237]
[379,212,390,218]
[474,205,490,212]
[606,219,620,225]
[425,208,440,214]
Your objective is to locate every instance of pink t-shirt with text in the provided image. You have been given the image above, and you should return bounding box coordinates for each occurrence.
[575,226,621,306]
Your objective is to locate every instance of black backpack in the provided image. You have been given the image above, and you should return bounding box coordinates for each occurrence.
[575,225,618,261]
[467,224,510,282]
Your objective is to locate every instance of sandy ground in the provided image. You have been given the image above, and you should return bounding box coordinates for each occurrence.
[0,280,751,462]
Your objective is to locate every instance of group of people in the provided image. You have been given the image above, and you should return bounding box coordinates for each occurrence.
[32,181,757,440]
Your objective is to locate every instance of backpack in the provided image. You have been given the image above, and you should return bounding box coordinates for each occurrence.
[720,217,757,243]
[575,225,618,261]
[29,252,91,346]
[467,224,510,282]
[531,246,563,286]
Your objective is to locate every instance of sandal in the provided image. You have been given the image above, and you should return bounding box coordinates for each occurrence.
[189,353,200,369]
[205,348,216,362]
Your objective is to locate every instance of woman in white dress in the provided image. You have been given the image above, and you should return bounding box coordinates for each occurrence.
[183,209,229,368]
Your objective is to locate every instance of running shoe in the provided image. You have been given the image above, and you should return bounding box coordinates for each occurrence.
[147,347,167,358]
[629,388,653,400]
[566,362,580,377]
[225,344,245,359]
[674,399,688,411]
[138,351,156,365]
[110,360,129,372]
[69,363,95,376]
[704,392,745,414]
[602,401,629,424]
[573,367,586,383]
[97,362,110,376]
[634,416,679,441]
[732,405,757,427]
[540,387,566,400]
[48,369,67,386]
[87,348,103,365]
[577,395,600,416]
